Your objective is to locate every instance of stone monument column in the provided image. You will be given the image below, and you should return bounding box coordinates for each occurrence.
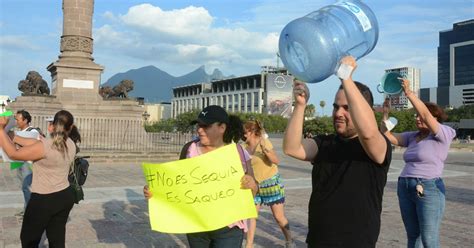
[47,0,103,103]
[12,0,148,153]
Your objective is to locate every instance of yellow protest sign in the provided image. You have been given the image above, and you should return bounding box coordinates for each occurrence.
[142,143,257,233]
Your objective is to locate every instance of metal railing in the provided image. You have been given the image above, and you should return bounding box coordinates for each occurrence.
[31,116,192,153]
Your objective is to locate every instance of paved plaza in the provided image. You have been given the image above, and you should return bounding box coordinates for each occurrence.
[0,138,473,247]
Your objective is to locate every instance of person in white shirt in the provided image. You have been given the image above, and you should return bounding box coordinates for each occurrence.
[13,110,39,214]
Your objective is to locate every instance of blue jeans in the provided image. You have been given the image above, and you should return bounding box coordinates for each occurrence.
[17,165,33,209]
[186,226,243,248]
[397,177,445,248]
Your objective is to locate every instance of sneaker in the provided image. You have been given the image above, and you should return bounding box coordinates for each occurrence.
[285,240,296,248]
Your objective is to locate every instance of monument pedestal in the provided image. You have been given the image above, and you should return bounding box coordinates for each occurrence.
[9,96,147,151]
[47,61,104,103]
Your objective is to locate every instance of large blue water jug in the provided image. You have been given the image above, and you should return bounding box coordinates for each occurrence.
[279,0,379,83]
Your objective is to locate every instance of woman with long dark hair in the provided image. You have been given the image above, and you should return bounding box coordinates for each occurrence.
[144,105,258,248]
[0,110,78,248]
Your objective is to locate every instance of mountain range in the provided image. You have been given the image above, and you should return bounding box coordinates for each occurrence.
[103,65,233,103]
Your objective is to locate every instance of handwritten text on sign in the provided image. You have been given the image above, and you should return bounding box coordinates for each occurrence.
[142,144,257,233]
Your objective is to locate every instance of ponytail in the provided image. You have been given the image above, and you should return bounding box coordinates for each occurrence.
[50,110,75,156]
[51,123,68,155]
[223,115,244,144]
[69,125,81,144]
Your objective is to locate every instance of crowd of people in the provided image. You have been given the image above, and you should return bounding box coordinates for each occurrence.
[0,56,455,248]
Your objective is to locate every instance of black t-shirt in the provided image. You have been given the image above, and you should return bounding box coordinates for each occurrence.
[307,134,391,248]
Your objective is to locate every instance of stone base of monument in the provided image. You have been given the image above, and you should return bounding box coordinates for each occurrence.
[77,150,180,163]
[8,95,161,152]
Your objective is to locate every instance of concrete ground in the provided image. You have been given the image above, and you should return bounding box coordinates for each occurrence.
[0,138,473,247]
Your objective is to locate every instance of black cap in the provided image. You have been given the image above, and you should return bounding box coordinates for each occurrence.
[191,105,229,125]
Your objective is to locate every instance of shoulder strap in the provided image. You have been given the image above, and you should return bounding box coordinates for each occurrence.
[179,140,195,160]
[236,144,249,173]
[26,127,34,131]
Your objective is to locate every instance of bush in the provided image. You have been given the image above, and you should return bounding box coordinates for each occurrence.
[446,105,474,122]
[145,111,288,133]
[303,116,333,135]
[145,118,176,132]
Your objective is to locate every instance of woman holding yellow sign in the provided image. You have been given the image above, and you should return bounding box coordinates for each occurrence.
[144,105,258,248]
[243,120,294,248]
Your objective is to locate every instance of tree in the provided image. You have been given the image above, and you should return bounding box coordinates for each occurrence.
[319,101,326,116]
[145,118,176,132]
[446,104,474,122]
[144,111,288,134]
[375,108,417,133]
[238,112,288,133]
[304,116,333,135]
[175,109,201,132]
[305,104,316,118]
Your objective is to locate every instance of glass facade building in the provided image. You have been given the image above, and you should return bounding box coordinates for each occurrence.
[421,19,474,107]
[438,19,474,87]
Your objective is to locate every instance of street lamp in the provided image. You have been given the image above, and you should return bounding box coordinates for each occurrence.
[142,111,150,122]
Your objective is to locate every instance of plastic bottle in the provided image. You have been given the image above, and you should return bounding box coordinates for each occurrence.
[278,0,379,83]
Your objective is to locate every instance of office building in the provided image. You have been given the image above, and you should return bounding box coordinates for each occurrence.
[144,102,171,123]
[171,67,294,118]
[420,19,474,107]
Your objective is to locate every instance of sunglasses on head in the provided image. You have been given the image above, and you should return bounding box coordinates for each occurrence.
[248,116,262,129]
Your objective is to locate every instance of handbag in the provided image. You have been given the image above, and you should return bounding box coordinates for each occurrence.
[69,160,84,204]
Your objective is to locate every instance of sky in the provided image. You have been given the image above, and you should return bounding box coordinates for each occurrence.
[0,0,473,115]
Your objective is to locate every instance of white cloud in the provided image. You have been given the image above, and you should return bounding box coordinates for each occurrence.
[94,24,137,48]
[0,35,40,50]
[243,0,329,30]
[93,3,280,78]
[120,4,213,37]
[102,11,117,21]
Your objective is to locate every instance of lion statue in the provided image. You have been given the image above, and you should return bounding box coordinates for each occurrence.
[100,79,134,99]
[99,86,114,98]
[18,71,50,95]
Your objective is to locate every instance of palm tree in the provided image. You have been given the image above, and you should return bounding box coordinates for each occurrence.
[305,104,316,118]
[319,100,326,116]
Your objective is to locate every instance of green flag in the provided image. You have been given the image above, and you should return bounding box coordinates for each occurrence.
[10,162,24,170]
